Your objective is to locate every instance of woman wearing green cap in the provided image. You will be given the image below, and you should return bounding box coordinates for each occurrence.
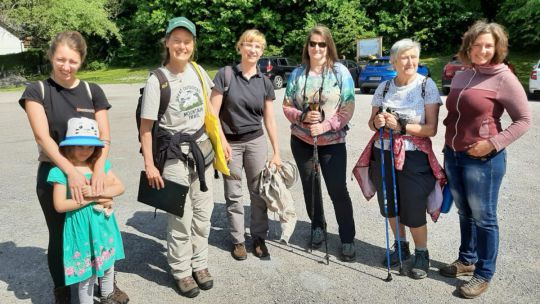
[139,16,215,298]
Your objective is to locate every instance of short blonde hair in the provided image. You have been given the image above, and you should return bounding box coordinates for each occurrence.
[458,21,508,65]
[236,29,266,52]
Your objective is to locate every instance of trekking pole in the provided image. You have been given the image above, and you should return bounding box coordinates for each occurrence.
[312,135,330,265]
[389,131,405,276]
[379,127,393,282]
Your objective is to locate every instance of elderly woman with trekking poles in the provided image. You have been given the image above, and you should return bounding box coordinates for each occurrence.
[354,38,445,280]
[210,29,281,261]
[283,25,356,262]
[440,21,531,299]
[139,17,219,298]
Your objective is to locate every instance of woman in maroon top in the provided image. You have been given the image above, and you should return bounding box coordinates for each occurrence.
[441,21,531,299]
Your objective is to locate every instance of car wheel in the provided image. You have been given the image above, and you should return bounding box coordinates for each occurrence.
[273,75,283,89]
[442,87,450,95]
[361,87,370,94]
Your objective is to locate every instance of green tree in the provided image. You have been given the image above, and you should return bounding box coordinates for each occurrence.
[4,0,121,48]
[497,0,540,49]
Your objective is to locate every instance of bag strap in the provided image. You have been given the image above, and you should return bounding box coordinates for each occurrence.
[190,62,209,111]
[382,79,392,98]
[39,80,45,100]
[152,68,171,121]
[421,76,428,99]
[82,81,92,101]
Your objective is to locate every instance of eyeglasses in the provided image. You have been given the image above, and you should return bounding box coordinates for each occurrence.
[309,41,327,48]
[242,42,263,50]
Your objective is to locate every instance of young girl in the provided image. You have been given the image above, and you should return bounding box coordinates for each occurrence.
[47,117,125,304]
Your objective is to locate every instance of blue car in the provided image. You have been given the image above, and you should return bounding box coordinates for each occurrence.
[358,56,430,94]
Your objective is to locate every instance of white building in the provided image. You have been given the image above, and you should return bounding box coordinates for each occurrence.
[0,24,25,55]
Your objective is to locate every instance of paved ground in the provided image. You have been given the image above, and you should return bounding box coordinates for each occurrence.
[0,84,539,304]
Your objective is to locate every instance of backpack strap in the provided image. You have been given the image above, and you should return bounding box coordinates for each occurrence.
[421,76,428,99]
[152,68,171,121]
[82,81,92,101]
[382,79,392,98]
[38,80,45,100]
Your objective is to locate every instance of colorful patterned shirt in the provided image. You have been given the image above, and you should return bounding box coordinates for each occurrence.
[283,62,355,146]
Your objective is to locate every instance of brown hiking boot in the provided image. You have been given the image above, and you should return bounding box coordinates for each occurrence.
[176,276,200,298]
[232,242,248,260]
[96,274,130,303]
[440,260,475,277]
[53,286,71,304]
[193,268,214,290]
[459,275,489,299]
[253,238,270,258]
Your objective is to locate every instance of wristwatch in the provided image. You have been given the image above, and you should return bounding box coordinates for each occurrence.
[398,118,408,135]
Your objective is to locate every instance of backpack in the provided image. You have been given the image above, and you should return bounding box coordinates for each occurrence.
[382,76,429,98]
[135,68,171,169]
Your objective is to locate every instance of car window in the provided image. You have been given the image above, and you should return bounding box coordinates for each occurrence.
[287,58,298,66]
[258,58,269,68]
[369,59,390,66]
[277,58,288,66]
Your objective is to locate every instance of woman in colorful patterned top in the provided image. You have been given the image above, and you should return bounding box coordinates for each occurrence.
[283,25,356,262]
[440,21,531,299]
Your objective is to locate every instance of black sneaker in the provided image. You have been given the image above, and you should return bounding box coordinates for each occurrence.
[253,238,270,258]
[410,249,430,279]
[382,240,411,267]
[311,227,324,249]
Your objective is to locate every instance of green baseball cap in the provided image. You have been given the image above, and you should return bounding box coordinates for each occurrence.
[166,17,196,37]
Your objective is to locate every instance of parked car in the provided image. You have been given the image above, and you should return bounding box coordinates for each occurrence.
[529,59,540,97]
[442,56,516,95]
[441,56,466,95]
[258,56,298,89]
[338,59,362,88]
[358,56,430,94]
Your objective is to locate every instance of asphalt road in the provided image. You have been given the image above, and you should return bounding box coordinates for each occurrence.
[0,85,539,304]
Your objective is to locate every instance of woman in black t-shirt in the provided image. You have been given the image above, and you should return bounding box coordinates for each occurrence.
[18,31,128,304]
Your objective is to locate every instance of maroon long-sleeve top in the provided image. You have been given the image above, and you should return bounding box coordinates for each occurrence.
[443,63,531,152]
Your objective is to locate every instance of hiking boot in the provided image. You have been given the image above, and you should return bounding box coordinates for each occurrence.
[409,249,430,280]
[176,276,200,298]
[53,286,71,304]
[193,268,213,290]
[96,274,130,304]
[459,275,489,299]
[382,240,411,267]
[253,238,270,258]
[100,292,119,304]
[311,227,324,249]
[340,243,356,262]
[440,260,475,278]
[232,242,248,260]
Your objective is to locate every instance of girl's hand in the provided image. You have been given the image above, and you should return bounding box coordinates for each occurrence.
[91,170,106,196]
[67,169,89,204]
[269,154,282,170]
[467,140,496,157]
[82,185,95,198]
[145,164,165,190]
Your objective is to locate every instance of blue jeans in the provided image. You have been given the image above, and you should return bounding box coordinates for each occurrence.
[444,146,507,281]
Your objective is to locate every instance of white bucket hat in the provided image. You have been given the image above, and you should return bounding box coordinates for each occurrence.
[59,117,104,147]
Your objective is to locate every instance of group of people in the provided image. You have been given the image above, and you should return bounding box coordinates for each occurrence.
[19,16,530,303]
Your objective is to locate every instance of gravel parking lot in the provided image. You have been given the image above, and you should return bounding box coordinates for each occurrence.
[0,85,539,303]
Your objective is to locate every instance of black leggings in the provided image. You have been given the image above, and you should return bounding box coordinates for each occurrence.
[290,136,355,243]
[37,162,66,288]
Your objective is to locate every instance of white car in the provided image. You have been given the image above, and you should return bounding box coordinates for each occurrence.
[529,59,540,96]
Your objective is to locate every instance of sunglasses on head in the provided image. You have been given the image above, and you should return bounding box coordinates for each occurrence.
[309,41,327,48]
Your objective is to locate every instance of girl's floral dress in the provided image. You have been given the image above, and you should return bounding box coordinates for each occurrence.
[47,160,125,285]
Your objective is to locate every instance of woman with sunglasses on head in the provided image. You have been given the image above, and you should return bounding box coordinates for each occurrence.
[441,21,531,299]
[210,29,280,261]
[283,25,356,262]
